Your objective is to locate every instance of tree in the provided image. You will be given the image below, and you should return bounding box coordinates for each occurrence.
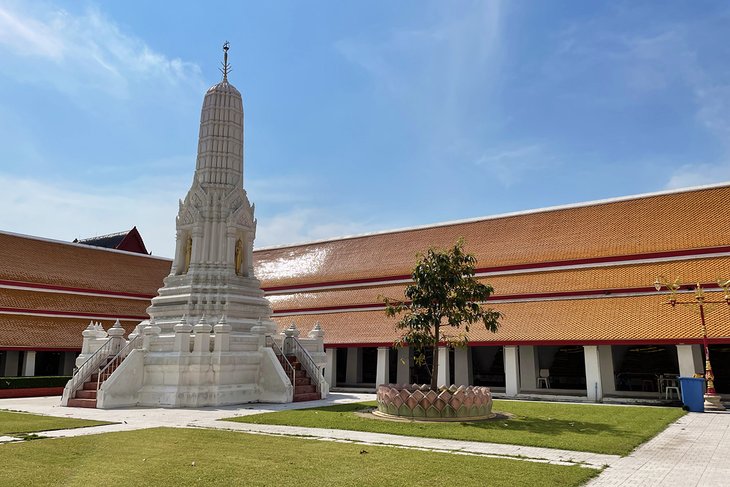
[383,239,501,390]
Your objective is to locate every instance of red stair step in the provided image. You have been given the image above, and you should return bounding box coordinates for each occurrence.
[75,389,97,399]
[67,398,97,408]
[295,384,316,394]
[82,381,98,390]
[293,392,321,402]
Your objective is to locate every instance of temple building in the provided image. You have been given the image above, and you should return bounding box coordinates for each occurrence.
[1,46,729,405]
[73,227,150,255]
[2,184,729,403]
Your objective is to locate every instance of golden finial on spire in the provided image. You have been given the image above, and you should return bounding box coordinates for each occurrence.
[220,41,231,81]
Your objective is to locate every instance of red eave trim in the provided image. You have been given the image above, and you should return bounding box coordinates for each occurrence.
[0,347,81,352]
[0,307,147,321]
[272,282,724,315]
[0,279,156,300]
[262,245,730,293]
[323,337,730,348]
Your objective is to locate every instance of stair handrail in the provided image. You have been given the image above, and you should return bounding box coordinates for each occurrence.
[283,336,326,397]
[97,334,142,392]
[265,336,296,387]
[62,337,115,405]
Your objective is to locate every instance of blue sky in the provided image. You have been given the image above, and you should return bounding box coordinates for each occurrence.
[1,1,730,257]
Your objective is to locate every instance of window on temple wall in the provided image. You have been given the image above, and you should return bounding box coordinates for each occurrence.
[235,238,243,275]
[184,236,193,273]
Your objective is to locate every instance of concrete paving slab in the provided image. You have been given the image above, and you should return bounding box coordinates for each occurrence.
[588,411,730,486]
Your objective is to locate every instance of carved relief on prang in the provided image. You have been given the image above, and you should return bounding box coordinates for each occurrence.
[177,181,207,228]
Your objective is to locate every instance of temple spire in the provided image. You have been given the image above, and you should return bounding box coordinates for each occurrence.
[220,41,231,81]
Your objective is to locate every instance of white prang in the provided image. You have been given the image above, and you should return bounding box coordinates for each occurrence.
[63,61,326,409]
[151,78,272,335]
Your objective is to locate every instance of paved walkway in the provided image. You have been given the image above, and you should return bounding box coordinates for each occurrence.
[1,394,729,485]
[588,410,730,486]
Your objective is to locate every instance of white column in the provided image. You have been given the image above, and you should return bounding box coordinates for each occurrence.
[172,231,185,274]
[325,348,337,387]
[598,345,616,394]
[584,345,603,402]
[62,352,76,375]
[436,347,450,387]
[22,351,36,377]
[245,236,254,277]
[454,347,471,386]
[396,347,410,384]
[677,344,704,376]
[376,347,390,387]
[519,345,538,390]
[3,351,19,376]
[346,347,360,384]
[504,346,520,397]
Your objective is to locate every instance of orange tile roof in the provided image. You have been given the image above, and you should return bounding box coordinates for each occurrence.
[255,185,730,288]
[272,292,730,346]
[267,256,730,313]
[0,315,139,349]
[0,288,149,318]
[0,232,170,295]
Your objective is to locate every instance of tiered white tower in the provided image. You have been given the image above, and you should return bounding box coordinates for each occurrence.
[148,43,275,336]
[62,44,327,409]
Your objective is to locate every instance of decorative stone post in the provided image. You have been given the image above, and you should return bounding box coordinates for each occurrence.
[193,317,213,354]
[81,321,96,355]
[308,323,322,339]
[282,323,300,355]
[143,319,161,350]
[174,316,193,353]
[214,315,232,352]
[108,319,127,355]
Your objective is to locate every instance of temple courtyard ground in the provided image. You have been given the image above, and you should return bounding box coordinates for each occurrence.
[0,394,728,486]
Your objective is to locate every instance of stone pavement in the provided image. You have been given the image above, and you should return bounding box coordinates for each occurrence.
[588,410,730,486]
[2,394,729,485]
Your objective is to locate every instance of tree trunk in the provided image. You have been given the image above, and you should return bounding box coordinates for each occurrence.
[431,323,439,390]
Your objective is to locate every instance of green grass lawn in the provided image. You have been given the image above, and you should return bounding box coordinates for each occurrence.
[0,410,110,436]
[0,427,597,486]
[223,400,684,456]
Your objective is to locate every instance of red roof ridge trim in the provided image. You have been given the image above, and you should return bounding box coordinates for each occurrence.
[322,338,727,348]
[0,229,171,261]
[0,279,155,300]
[0,308,148,321]
[254,181,730,252]
[271,282,724,316]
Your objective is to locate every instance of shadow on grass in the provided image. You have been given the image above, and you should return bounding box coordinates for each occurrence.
[283,403,623,436]
[458,416,622,436]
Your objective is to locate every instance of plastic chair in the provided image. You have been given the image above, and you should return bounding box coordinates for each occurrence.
[537,369,550,388]
[665,386,680,400]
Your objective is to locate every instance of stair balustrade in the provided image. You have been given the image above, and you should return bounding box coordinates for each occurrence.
[97,334,143,392]
[283,336,326,399]
[265,336,296,387]
[61,337,118,406]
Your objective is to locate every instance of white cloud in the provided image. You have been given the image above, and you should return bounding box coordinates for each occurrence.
[334,1,504,143]
[255,208,380,249]
[665,163,730,190]
[0,2,203,101]
[0,172,183,257]
[0,171,379,257]
[475,144,547,187]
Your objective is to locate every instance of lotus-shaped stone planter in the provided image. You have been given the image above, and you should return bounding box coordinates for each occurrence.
[375,384,493,421]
